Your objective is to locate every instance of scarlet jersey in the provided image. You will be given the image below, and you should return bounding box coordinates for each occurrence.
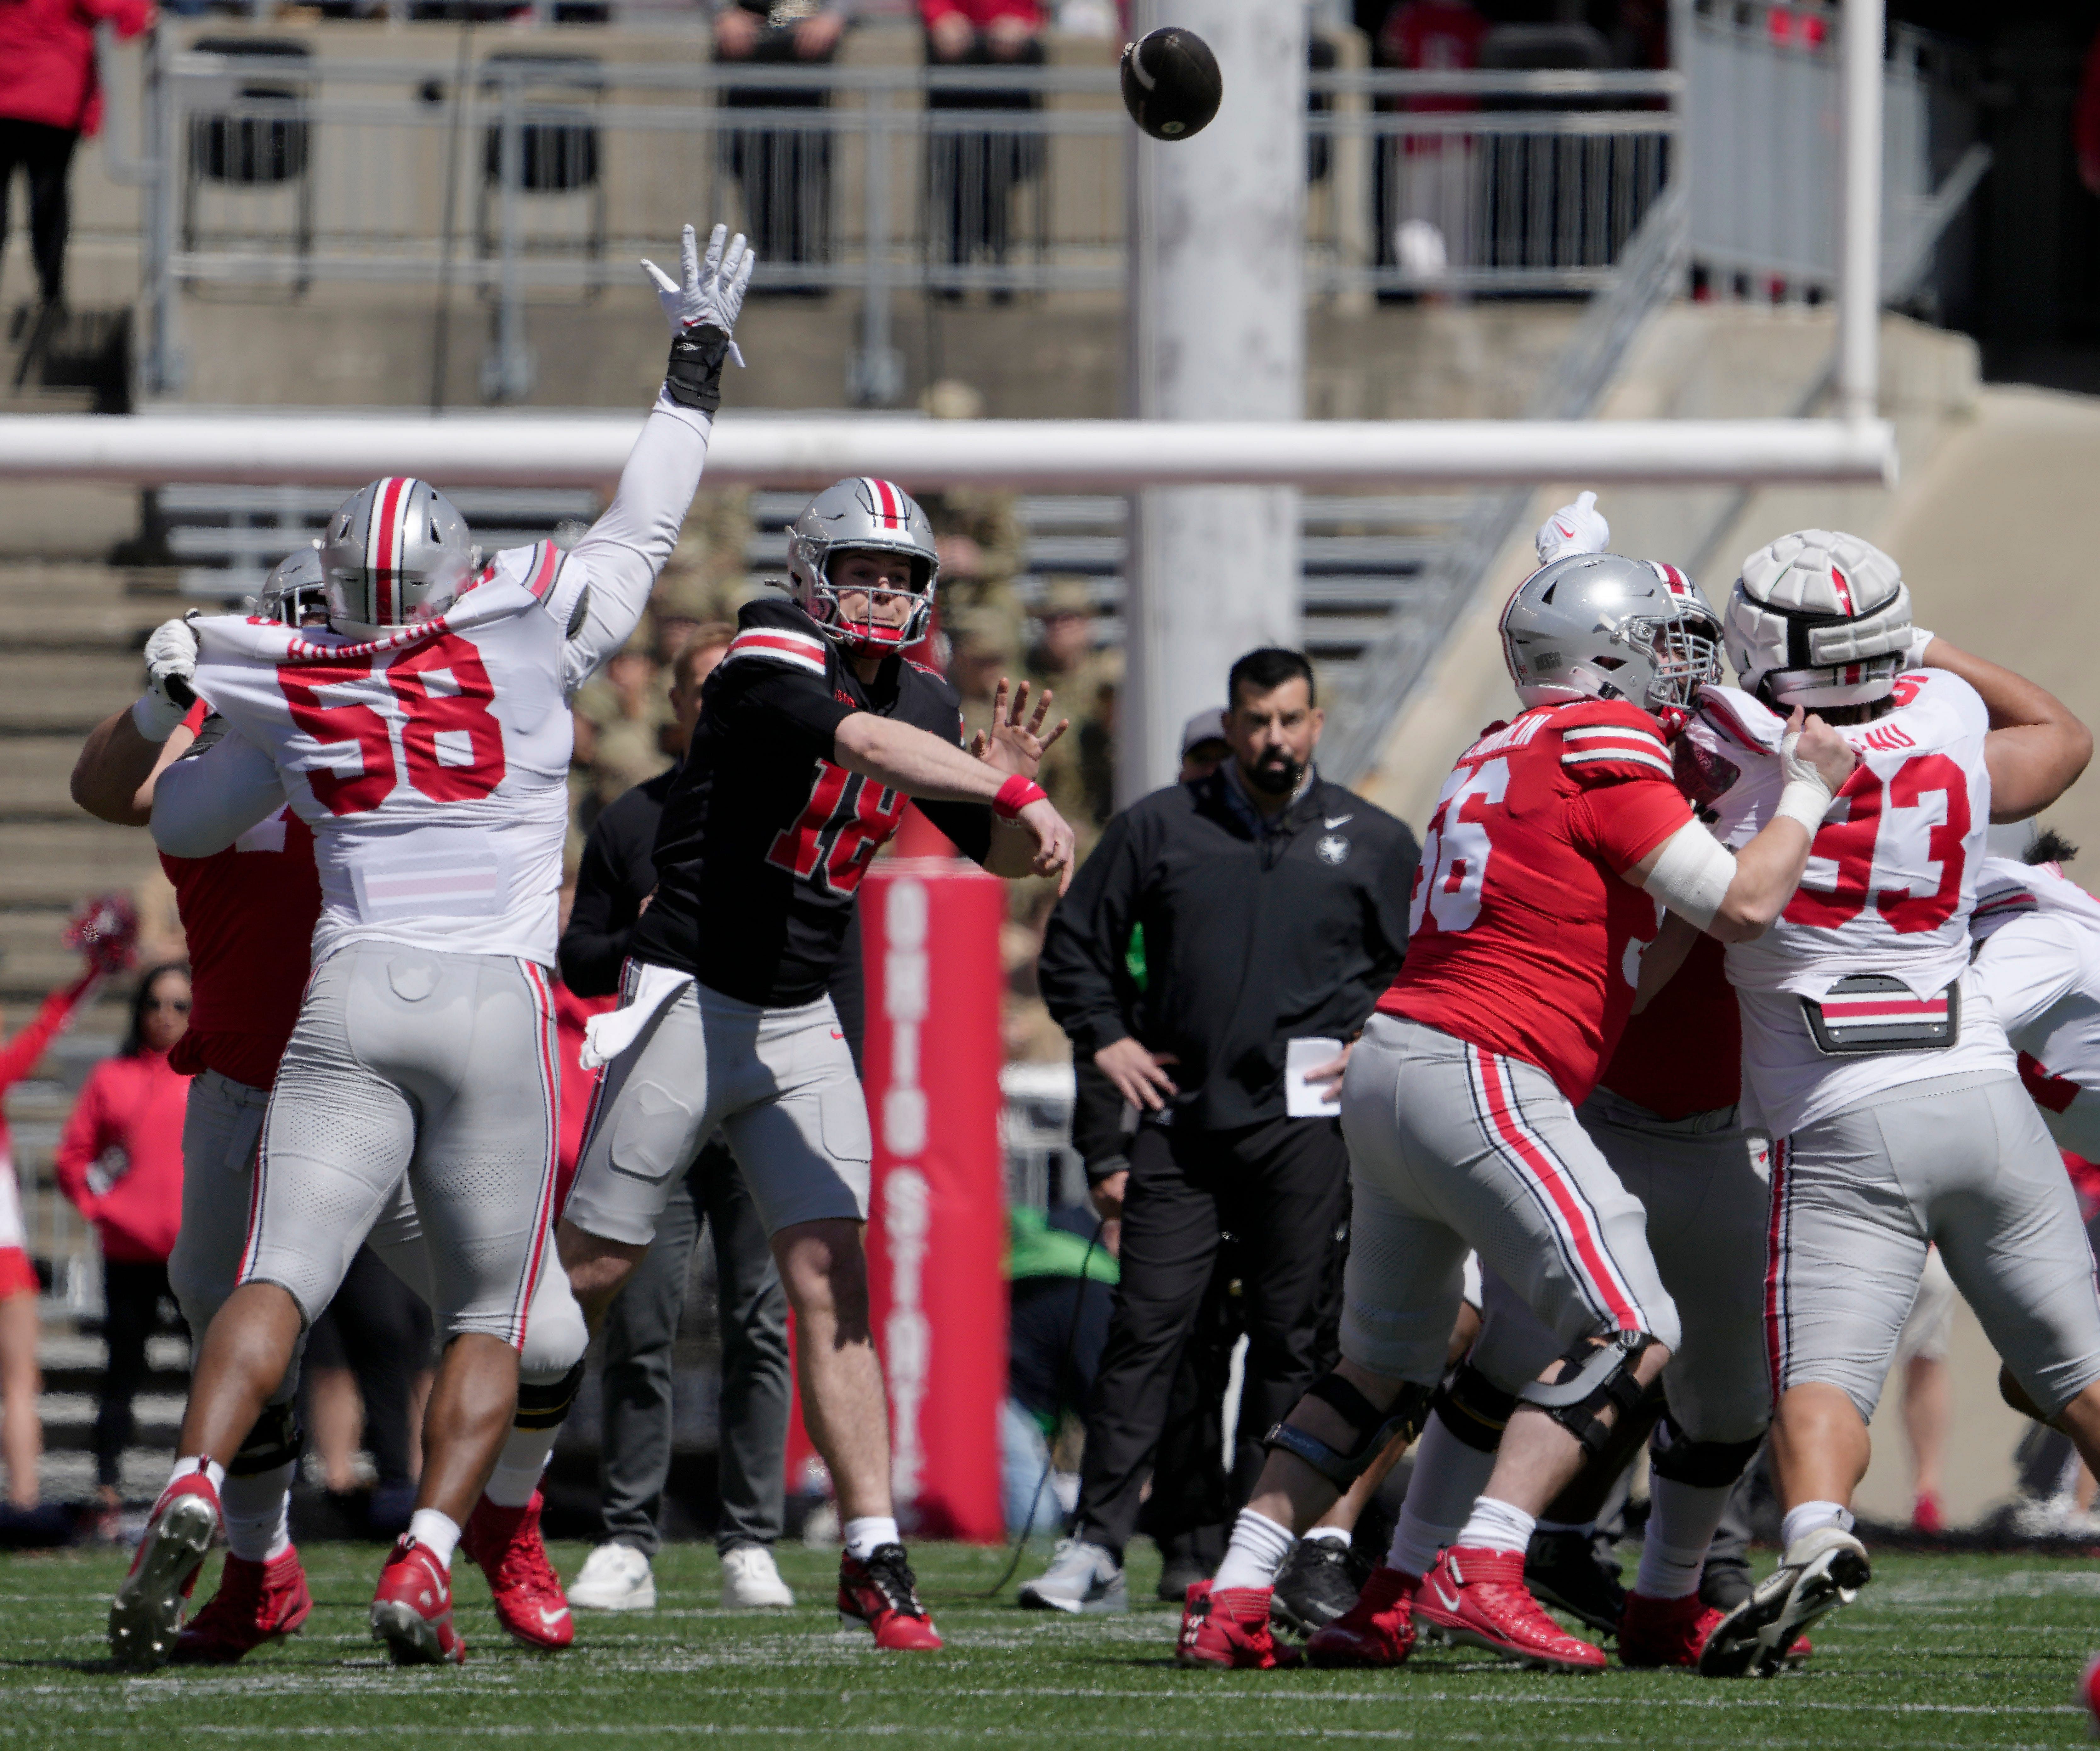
[1598,932,1741,1119]
[1379,699,1693,1102]
[1687,672,2008,1136]
[161,802,320,1092]
[1970,855,2100,1156]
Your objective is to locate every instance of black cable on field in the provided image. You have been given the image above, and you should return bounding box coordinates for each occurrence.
[968,1215,1107,1603]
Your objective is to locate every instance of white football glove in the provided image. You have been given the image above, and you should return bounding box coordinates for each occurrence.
[133,615,200,743]
[641,223,754,367]
[1535,490,1609,566]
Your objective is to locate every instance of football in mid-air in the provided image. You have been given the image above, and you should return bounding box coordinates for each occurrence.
[1119,27,1222,141]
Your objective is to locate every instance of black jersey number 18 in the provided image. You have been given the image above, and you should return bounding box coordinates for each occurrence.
[767,760,907,897]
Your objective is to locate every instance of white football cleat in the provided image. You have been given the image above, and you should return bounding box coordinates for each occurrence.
[721,1544,797,1610]
[566,1541,657,1612]
[1698,1524,1870,1679]
[1017,1538,1128,1615]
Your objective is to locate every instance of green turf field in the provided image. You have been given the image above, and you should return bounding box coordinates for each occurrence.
[2,1540,2096,1748]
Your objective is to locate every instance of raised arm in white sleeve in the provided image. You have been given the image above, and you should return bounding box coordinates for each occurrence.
[151,730,288,859]
[559,394,714,692]
[559,222,755,695]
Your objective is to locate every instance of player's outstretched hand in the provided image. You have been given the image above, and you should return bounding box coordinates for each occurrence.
[971,677,1070,778]
[1783,707,1857,796]
[1535,490,1609,566]
[1016,795,1078,894]
[641,223,756,357]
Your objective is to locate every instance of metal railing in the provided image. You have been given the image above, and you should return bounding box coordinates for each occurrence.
[117,36,1689,403]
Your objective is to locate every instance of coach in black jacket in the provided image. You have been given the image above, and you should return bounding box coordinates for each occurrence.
[1020,647,1418,1612]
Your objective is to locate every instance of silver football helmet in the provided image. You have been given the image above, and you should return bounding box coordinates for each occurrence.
[1501,552,1723,714]
[1724,528,1910,710]
[786,477,939,656]
[256,543,327,626]
[320,476,478,641]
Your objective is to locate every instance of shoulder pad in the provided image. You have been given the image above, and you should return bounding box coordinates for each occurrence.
[1694,684,1785,756]
[722,601,831,678]
[485,541,565,606]
[1551,701,1674,785]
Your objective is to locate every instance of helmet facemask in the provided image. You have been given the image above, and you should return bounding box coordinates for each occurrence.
[1633,609,1723,711]
[807,546,936,657]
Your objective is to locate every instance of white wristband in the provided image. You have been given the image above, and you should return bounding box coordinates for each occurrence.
[1773,777,1833,836]
[132,689,185,744]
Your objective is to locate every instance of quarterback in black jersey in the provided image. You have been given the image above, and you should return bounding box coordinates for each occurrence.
[559,476,1075,1651]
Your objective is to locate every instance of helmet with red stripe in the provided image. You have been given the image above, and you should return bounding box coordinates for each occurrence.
[1724,528,1910,711]
[1501,552,1722,715]
[320,477,478,641]
[785,477,939,656]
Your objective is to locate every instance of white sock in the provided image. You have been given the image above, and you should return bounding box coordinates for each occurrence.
[1303,1524,1351,1548]
[843,1516,901,1561]
[1779,1500,1853,1555]
[1632,1476,1731,1599]
[220,1463,294,1563]
[164,1455,227,1501]
[408,1508,462,1569]
[1457,1495,1536,1556]
[1212,1508,1297,1592]
[483,1424,557,1509]
[1388,1414,1498,1578]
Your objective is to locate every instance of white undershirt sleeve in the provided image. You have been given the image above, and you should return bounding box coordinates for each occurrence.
[1972,915,2089,1040]
[559,392,714,693]
[1638,820,1738,933]
[150,730,289,858]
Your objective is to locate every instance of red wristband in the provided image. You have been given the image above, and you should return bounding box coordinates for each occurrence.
[994,773,1048,821]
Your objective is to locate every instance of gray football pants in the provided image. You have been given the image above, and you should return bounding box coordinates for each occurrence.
[599,1137,790,1556]
[1338,1015,1680,1387]
[566,976,871,1247]
[1470,1090,1772,1444]
[172,1065,586,1396]
[1768,1068,2100,1421]
[239,944,585,1358]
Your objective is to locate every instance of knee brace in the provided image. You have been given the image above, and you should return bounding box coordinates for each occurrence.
[1263,1372,1433,1489]
[229,1401,302,1477]
[1646,1412,1765,1488]
[514,1359,587,1433]
[1514,1330,1659,1458]
[1430,1362,1518,1454]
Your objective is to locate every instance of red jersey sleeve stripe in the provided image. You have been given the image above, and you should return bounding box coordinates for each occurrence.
[725,629,828,675]
[523,541,562,603]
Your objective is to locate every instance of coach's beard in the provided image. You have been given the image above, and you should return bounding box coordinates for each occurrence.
[1246,750,1305,796]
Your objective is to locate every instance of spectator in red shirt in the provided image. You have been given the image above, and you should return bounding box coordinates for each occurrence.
[0,951,103,1522]
[55,963,190,1507]
[921,0,1045,282]
[0,0,156,310]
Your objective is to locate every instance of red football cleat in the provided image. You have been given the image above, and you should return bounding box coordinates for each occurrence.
[1415,1545,1607,1672]
[1617,1590,1723,1669]
[370,1537,466,1666]
[838,1544,943,1650]
[173,1548,314,1664]
[1912,1492,1945,1535]
[108,1469,222,1668]
[459,1492,573,1651]
[2080,1650,2100,1732]
[1176,1581,1302,1670]
[1306,1564,1419,1668]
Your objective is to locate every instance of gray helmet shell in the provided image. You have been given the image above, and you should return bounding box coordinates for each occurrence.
[257,543,327,627]
[1724,529,1910,710]
[1500,552,1722,715]
[321,476,478,641]
[786,477,940,655]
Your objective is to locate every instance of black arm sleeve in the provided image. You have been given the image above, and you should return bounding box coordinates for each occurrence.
[1037,808,1147,1057]
[558,820,640,998]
